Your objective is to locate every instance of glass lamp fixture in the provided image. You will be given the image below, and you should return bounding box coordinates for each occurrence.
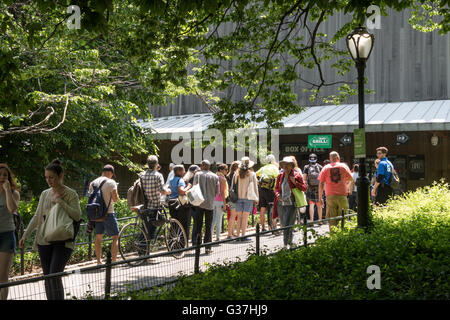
[346,26,375,62]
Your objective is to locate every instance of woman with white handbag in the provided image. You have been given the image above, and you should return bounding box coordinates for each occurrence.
[233,157,259,241]
[19,160,81,300]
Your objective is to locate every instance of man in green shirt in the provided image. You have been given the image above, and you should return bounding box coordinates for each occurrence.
[256,155,279,231]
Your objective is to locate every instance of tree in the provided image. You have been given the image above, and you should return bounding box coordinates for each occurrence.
[0,0,448,193]
[0,1,158,194]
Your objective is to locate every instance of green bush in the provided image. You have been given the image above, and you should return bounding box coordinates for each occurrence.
[130,182,450,300]
[17,197,39,227]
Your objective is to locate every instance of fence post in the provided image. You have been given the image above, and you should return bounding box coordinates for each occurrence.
[222,213,225,234]
[251,207,255,227]
[303,212,308,247]
[256,223,260,256]
[88,232,93,261]
[105,247,112,299]
[20,247,24,275]
[194,234,201,274]
[341,209,345,229]
[18,222,25,275]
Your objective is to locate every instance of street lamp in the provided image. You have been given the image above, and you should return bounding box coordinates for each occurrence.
[346,26,374,230]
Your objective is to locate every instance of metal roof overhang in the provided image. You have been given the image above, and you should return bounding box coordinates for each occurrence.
[142,100,450,140]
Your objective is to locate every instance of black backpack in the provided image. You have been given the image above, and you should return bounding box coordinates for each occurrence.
[307,164,322,186]
[86,179,111,222]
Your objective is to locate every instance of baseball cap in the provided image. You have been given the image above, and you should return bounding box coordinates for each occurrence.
[188,165,200,172]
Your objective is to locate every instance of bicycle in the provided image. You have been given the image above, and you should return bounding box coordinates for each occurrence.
[118,205,187,266]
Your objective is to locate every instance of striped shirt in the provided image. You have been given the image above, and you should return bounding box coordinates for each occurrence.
[140,170,165,208]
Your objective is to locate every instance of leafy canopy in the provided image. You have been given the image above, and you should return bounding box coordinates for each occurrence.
[0,0,448,192]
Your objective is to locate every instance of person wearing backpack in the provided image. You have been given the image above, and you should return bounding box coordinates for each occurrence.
[371,147,395,205]
[256,154,279,232]
[0,164,20,300]
[303,154,323,223]
[88,165,119,265]
[19,160,81,300]
[318,152,353,233]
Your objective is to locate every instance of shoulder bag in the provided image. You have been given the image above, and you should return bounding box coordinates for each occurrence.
[247,175,259,202]
[229,175,239,203]
[41,204,75,243]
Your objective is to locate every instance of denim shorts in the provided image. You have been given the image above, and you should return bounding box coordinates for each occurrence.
[0,231,16,253]
[235,199,254,213]
[95,213,120,237]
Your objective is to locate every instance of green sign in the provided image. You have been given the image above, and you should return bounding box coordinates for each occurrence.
[353,128,366,158]
[308,135,332,149]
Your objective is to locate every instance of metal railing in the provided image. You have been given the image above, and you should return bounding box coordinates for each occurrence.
[2,210,357,300]
[14,216,137,276]
[14,208,267,276]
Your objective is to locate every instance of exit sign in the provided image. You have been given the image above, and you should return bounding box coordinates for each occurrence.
[308,135,332,149]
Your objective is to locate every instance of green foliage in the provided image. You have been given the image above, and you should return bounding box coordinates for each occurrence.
[1,0,448,193]
[0,1,157,195]
[129,182,450,300]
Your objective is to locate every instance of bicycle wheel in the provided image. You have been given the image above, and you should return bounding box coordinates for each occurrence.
[164,218,187,259]
[118,222,149,266]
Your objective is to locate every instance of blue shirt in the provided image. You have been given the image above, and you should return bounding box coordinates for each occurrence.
[377,158,393,186]
[169,176,186,199]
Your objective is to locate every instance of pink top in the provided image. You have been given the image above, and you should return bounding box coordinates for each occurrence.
[214,174,226,202]
[318,162,352,196]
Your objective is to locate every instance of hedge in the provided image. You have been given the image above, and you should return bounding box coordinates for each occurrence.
[126,181,450,300]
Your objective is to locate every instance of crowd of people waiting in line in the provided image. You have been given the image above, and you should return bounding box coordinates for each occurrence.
[0,146,396,300]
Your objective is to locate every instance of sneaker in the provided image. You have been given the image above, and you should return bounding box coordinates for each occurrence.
[205,248,212,255]
[240,237,252,242]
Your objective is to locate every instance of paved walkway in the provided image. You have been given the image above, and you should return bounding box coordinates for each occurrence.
[6,224,330,300]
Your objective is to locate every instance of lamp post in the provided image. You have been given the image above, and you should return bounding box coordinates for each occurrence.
[346,26,374,230]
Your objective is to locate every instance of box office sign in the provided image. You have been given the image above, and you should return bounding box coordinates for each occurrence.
[308,135,332,149]
[281,143,327,154]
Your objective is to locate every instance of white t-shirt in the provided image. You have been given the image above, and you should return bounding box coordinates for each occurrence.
[89,177,117,214]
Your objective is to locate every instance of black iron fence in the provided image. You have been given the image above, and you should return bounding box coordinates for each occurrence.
[14,209,273,276]
[1,210,357,300]
[14,216,138,276]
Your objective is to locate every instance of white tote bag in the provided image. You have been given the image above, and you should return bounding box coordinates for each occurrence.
[41,204,74,243]
[247,179,259,202]
[186,184,205,206]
